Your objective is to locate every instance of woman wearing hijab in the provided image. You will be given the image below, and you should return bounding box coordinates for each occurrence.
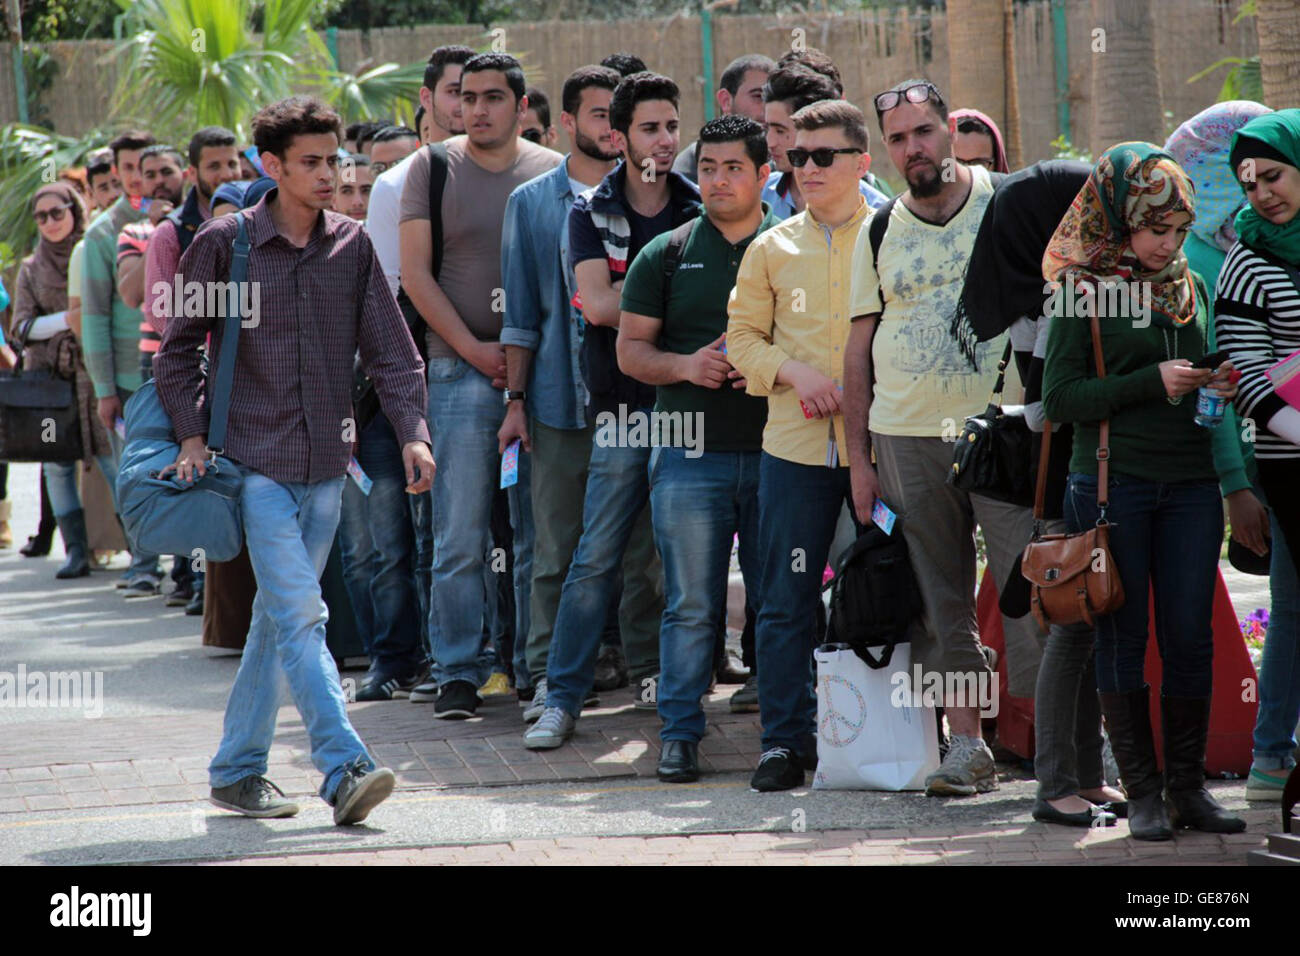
[1215,108,1300,804]
[955,160,1128,827]
[11,183,117,578]
[1042,143,1244,841]
[950,108,1010,173]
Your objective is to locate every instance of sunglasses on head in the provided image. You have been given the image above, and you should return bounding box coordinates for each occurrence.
[874,82,942,115]
[34,204,71,225]
[787,147,860,168]
[520,128,544,144]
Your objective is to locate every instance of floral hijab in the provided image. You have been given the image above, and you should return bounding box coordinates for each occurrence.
[1042,141,1197,328]
[1164,100,1271,252]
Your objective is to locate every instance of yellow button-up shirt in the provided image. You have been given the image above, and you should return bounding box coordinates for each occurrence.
[726,200,869,467]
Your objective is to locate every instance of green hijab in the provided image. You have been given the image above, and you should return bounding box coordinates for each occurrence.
[1231,109,1300,263]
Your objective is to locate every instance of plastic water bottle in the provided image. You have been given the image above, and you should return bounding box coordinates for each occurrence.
[1194,387,1226,428]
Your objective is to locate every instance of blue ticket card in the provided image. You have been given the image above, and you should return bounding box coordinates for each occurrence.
[871,498,898,535]
[347,457,373,496]
[500,439,521,489]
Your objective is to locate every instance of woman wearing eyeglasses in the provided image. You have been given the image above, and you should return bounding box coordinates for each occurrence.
[1042,143,1244,841]
[11,182,116,579]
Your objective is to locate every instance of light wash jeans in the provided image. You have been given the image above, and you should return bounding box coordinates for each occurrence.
[650,447,762,743]
[208,472,372,802]
[43,455,117,516]
[426,355,531,687]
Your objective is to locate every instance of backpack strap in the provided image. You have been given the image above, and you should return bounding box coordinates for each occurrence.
[206,213,250,456]
[868,196,898,273]
[660,217,698,307]
[425,142,450,281]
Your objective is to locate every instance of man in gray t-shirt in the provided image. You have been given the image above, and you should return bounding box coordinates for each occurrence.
[399,53,562,719]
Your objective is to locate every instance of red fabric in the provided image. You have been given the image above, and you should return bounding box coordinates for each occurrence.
[976,567,1257,774]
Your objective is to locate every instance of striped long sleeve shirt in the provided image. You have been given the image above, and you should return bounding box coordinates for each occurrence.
[1214,241,1300,461]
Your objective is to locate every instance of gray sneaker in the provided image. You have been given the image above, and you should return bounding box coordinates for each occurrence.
[522,678,548,722]
[210,774,300,818]
[331,765,396,826]
[524,706,576,750]
[730,674,759,713]
[924,733,998,796]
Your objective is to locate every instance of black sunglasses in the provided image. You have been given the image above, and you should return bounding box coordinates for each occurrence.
[874,82,942,115]
[786,147,860,168]
[520,128,544,144]
[34,204,72,225]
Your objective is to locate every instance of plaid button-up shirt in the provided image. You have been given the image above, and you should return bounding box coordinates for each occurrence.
[154,193,430,485]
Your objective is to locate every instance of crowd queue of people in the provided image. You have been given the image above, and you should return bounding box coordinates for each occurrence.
[1,41,1297,834]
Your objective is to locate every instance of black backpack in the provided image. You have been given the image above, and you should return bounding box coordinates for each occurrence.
[822,525,922,669]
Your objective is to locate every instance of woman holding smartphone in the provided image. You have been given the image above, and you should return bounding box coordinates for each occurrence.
[1042,143,1244,841]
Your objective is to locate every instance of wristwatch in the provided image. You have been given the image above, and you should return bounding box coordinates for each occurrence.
[503,390,527,406]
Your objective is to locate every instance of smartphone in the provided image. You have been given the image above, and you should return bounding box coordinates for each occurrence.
[1192,350,1229,370]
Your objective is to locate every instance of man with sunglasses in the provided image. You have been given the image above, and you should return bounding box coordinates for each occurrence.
[843,78,1032,798]
[727,100,874,792]
[760,65,888,220]
[521,86,559,149]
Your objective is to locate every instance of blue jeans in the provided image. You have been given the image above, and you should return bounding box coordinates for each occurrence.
[426,356,531,687]
[1066,472,1222,697]
[208,472,372,802]
[110,386,162,581]
[337,413,422,678]
[545,430,663,717]
[651,447,762,743]
[1254,505,1300,770]
[43,455,117,517]
[754,452,853,755]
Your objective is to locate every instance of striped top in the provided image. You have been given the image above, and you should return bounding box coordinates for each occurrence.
[1214,241,1300,460]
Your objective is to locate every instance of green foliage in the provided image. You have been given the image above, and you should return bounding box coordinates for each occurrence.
[324,62,427,128]
[1050,134,1091,164]
[3,0,122,42]
[1187,56,1264,104]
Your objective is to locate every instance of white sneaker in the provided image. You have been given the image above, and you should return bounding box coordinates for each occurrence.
[524,707,576,750]
[924,734,998,796]
[522,678,548,723]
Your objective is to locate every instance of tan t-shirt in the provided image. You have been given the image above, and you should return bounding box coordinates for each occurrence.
[849,165,1006,437]
[400,137,563,357]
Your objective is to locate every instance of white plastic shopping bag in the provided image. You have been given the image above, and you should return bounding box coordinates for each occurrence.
[812,642,940,790]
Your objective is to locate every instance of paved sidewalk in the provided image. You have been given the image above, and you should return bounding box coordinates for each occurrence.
[192,825,1270,866]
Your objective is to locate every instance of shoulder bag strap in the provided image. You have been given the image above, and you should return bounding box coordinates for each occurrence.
[660,218,697,306]
[1089,312,1111,518]
[206,213,250,455]
[426,142,449,281]
[987,338,1014,404]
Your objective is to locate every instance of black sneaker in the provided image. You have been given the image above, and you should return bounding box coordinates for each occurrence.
[391,665,429,700]
[185,587,204,616]
[356,674,402,701]
[750,747,805,792]
[210,774,300,818]
[592,644,629,691]
[331,766,396,825]
[434,679,479,719]
[166,582,194,607]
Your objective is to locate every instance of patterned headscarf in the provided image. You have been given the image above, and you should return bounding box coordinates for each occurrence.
[1164,100,1271,252]
[1042,141,1197,328]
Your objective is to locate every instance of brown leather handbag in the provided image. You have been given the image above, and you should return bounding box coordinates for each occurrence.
[1021,313,1125,632]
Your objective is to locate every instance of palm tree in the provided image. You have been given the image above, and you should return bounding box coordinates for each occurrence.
[946,0,1022,169]
[1089,0,1165,157]
[1257,0,1300,108]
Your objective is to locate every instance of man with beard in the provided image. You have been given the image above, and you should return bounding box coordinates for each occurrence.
[843,79,1028,798]
[399,52,563,720]
[672,53,774,184]
[521,72,699,741]
[498,65,625,701]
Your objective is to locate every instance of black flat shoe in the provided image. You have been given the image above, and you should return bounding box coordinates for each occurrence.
[1096,800,1128,819]
[1033,799,1117,828]
[658,740,699,783]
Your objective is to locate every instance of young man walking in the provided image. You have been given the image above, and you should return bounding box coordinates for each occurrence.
[726,100,874,791]
[399,52,563,719]
[843,80,1031,797]
[155,95,434,825]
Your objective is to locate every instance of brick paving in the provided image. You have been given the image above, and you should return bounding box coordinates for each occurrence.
[189,824,1271,866]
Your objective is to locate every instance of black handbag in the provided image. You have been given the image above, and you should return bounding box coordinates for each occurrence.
[947,340,1034,506]
[0,316,83,462]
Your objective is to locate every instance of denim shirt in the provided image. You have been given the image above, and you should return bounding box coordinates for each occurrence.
[500,158,588,431]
